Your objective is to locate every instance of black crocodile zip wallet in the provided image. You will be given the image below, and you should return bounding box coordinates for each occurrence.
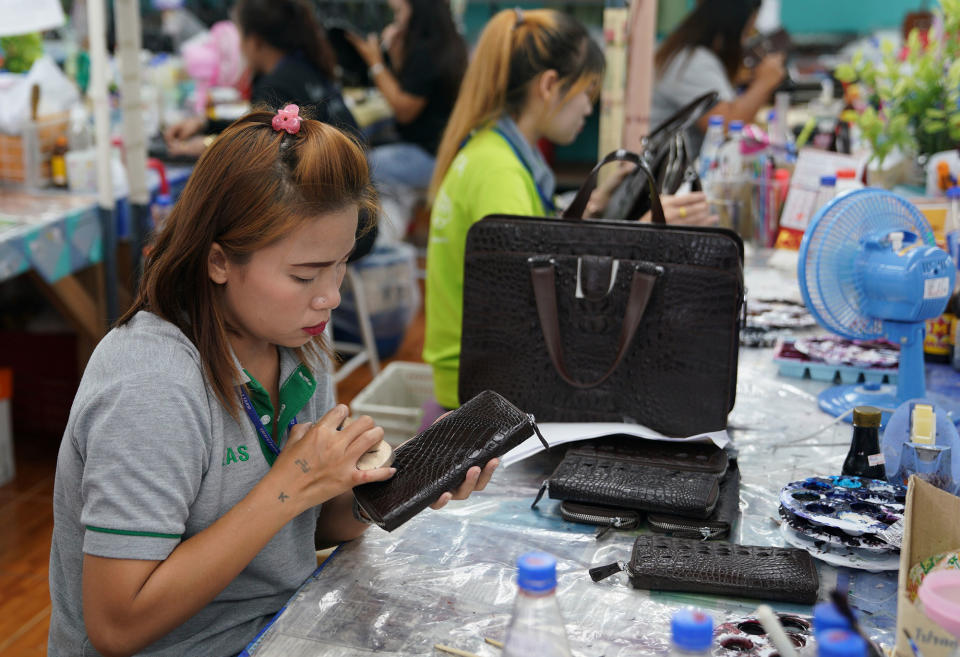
[589,535,820,605]
[352,390,547,531]
[536,445,724,519]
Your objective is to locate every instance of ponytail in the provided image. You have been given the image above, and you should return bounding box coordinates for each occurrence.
[429,9,604,200]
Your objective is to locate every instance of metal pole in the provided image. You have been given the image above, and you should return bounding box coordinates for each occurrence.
[116,0,150,287]
[87,0,117,324]
[623,0,658,149]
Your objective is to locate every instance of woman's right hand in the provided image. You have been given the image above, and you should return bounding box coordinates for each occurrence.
[164,116,208,143]
[651,192,717,226]
[381,23,401,51]
[265,405,394,514]
[754,53,786,90]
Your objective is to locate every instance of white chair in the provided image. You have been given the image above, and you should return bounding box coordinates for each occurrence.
[331,264,381,385]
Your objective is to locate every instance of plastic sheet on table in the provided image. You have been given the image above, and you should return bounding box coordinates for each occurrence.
[245,260,899,657]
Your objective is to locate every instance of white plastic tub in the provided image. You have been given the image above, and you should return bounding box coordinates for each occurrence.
[350,361,435,446]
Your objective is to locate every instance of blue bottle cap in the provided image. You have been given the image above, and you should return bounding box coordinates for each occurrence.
[947,186,960,199]
[819,630,867,657]
[728,120,744,132]
[820,175,837,186]
[813,602,850,634]
[671,608,714,652]
[516,552,557,593]
[154,193,173,207]
[708,115,724,126]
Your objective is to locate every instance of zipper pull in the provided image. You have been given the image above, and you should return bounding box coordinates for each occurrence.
[596,517,626,539]
[700,527,712,541]
[531,480,548,509]
[589,560,624,582]
[529,415,550,450]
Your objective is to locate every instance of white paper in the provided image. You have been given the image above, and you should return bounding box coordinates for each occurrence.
[0,0,65,37]
[779,148,866,231]
[501,422,730,467]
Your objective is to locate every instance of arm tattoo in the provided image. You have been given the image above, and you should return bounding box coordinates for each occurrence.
[278,491,289,503]
[294,458,311,473]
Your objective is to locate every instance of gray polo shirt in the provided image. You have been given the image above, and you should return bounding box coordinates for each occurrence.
[48,311,335,657]
[651,46,736,157]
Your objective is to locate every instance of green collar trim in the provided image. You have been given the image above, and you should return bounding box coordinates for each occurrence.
[241,362,316,466]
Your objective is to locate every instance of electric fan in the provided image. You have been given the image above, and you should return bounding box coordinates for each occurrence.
[797,188,957,422]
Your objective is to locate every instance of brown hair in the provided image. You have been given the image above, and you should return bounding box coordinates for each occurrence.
[654,0,761,81]
[429,9,604,200]
[118,110,376,416]
[234,0,338,80]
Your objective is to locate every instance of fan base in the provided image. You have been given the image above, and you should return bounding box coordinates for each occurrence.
[819,384,960,428]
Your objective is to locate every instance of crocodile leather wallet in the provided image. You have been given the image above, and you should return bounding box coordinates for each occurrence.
[538,442,725,519]
[647,460,741,540]
[589,535,820,604]
[352,390,545,531]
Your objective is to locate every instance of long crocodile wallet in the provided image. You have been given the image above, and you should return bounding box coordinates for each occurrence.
[352,390,544,531]
[589,535,820,604]
[540,446,723,519]
[647,460,741,540]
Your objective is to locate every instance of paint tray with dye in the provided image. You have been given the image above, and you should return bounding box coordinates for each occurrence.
[779,476,906,536]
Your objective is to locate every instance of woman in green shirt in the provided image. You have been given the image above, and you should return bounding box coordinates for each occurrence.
[423,8,712,409]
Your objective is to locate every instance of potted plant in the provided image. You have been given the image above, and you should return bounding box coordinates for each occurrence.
[835,0,960,184]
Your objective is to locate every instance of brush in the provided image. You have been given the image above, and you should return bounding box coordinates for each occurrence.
[829,588,883,657]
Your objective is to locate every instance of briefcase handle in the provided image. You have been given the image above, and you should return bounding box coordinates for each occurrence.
[561,149,667,225]
[529,256,663,389]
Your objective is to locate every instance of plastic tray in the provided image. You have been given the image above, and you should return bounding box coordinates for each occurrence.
[773,340,898,385]
[349,361,435,446]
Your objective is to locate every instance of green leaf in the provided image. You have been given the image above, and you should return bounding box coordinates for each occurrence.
[926,107,948,119]
[924,119,946,133]
[834,64,857,83]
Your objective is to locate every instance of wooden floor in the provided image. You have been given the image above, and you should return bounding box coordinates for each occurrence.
[0,305,426,656]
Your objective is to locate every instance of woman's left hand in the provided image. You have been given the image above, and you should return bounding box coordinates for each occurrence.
[429,459,500,510]
[345,31,383,68]
[420,410,499,510]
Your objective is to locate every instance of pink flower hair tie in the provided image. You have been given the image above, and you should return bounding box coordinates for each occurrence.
[272,104,302,135]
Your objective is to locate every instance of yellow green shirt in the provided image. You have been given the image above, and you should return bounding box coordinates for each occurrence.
[423,128,546,408]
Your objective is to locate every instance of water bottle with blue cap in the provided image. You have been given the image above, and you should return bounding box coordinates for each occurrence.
[501,552,573,657]
[818,629,867,657]
[670,608,714,657]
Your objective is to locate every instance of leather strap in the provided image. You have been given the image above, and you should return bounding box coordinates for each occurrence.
[529,257,661,389]
[562,149,666,224]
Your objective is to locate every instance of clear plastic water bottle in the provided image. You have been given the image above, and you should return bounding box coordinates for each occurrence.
[815,175,837,214]
[818,629,867,657]
[502,553,573,657]
[670,608,714,657]
[718,120,745,179]
[946,186,960,268]
[699,115,726,180]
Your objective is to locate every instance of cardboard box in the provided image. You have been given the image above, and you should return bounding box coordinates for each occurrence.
[895,477,960,657]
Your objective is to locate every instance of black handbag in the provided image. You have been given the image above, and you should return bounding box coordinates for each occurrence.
[458,151,744,437]
[605,91,719,221]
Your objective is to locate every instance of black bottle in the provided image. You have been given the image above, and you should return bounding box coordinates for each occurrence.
[842,406,886,480]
